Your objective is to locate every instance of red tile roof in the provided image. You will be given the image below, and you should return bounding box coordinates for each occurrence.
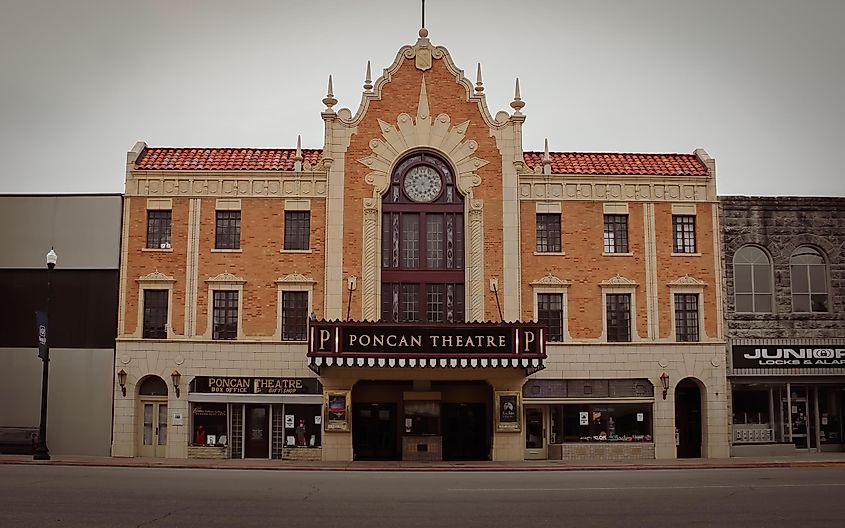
[134,147,707,176]
[523,152,708,176]
[135,148,323,171]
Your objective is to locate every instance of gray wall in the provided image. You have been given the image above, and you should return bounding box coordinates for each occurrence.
[0,195,121,269]
[0,194,120,456]
[0,348,114,456]
[720,196,845,339]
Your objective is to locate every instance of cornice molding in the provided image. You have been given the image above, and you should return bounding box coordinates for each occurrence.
[136,270,176,283]
[518,175,715,203]
[205,271,246,284]
[275,273,316,285]
[126,172,328,198]
[530,273,572,288]
[600,274,639,288]
[667,275,707,287]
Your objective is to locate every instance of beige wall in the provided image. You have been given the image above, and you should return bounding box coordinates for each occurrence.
[0,347,114,456]
[536,342,730,458]
[111,340,317,458]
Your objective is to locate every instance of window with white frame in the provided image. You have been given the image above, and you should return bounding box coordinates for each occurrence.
[537,293,564,342]
[531,274,571,343]
[143,289,168,339]
[282,291,309,340]
[790,246,830,312]
[212,290,238,340]
[733,245,773,313]
[136,271,175,339]
[603,214,629,254]
[674,293,699,342]
[606,294,632,342]
[536,213,561,253]
[600,275,638,343]
[205,272,245,340]
[672,215,696,253]
[275,273,315,340]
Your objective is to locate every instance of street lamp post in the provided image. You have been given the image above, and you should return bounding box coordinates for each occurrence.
[33,248,57,461]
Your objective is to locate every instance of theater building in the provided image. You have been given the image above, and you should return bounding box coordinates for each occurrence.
[722,197,845,455]
[112,28,729,461]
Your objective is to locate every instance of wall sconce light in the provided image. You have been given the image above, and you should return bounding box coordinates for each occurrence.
[117,369,127,397]
[171,369,181,398]
[660,372,670,400]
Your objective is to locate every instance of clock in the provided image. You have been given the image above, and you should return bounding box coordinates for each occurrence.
[403,165,442,202]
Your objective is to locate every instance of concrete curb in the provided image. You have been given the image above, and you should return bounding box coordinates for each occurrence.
[3,456,845,472]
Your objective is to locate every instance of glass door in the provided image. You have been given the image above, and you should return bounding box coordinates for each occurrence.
[139,401,167,457]
[783,395,809,449]
[244,404,270,458]
[524,406,546,460]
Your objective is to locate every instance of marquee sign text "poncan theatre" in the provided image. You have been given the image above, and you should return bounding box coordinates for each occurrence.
[189,377,322,394]
[308,322,546,357]
[733,345,845,368]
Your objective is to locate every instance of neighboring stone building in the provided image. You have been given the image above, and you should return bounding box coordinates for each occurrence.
[722,196,845,455]
[113,28,729,462]
[0,194,121,456]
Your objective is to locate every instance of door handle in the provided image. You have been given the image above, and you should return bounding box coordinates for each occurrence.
[155,427,159,435]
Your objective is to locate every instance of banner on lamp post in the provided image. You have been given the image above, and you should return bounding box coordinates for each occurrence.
[35,311,48,360]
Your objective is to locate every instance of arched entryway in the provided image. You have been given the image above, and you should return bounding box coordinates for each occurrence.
[137,375,168,458]
[675,378,703,458]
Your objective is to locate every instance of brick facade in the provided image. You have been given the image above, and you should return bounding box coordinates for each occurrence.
[112,29,730,462]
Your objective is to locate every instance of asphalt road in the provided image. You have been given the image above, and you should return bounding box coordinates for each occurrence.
[2,465,845,527]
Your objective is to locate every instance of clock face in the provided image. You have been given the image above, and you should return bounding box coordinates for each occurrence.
[403,165,442,202]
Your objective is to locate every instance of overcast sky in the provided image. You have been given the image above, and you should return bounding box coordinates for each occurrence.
[1,0,843,196]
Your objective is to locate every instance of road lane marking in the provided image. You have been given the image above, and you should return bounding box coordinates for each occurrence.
[448,483,845,492]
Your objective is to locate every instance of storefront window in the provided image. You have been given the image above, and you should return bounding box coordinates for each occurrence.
[550,404,652,443]
[732,390,769,425]
[404,401,440,435]
[191,403,228,446]
[284,404,321,447]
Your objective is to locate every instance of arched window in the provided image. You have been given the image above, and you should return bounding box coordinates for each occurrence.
[732,245,773,313]
[790,246,829,312]
[138,376,168,396]
[381,152,464,322]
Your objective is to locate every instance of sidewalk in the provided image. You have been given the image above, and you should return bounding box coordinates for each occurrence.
[3,452,845,472]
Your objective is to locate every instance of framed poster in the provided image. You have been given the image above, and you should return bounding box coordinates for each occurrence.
[324,390,350,432]
[495,391,521,432]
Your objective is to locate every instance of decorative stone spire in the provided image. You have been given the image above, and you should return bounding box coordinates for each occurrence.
[543,138,552,175]
[294,135,303,172]
[363,61,373,92]
[475,63,484,95]
[510,78,525,115]
[322,75,337,112]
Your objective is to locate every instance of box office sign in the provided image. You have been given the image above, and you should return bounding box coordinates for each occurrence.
[190,376,322,395]
[309,322,546,356]
[495,391,521,432]
[733,345,845,369]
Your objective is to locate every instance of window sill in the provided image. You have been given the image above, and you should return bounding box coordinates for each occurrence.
[602,252,633,257]
[671,252,701,257]
[534,251,566,256]
[211,248,243,253]
[142,248,173,253]
[280,249,313,254]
